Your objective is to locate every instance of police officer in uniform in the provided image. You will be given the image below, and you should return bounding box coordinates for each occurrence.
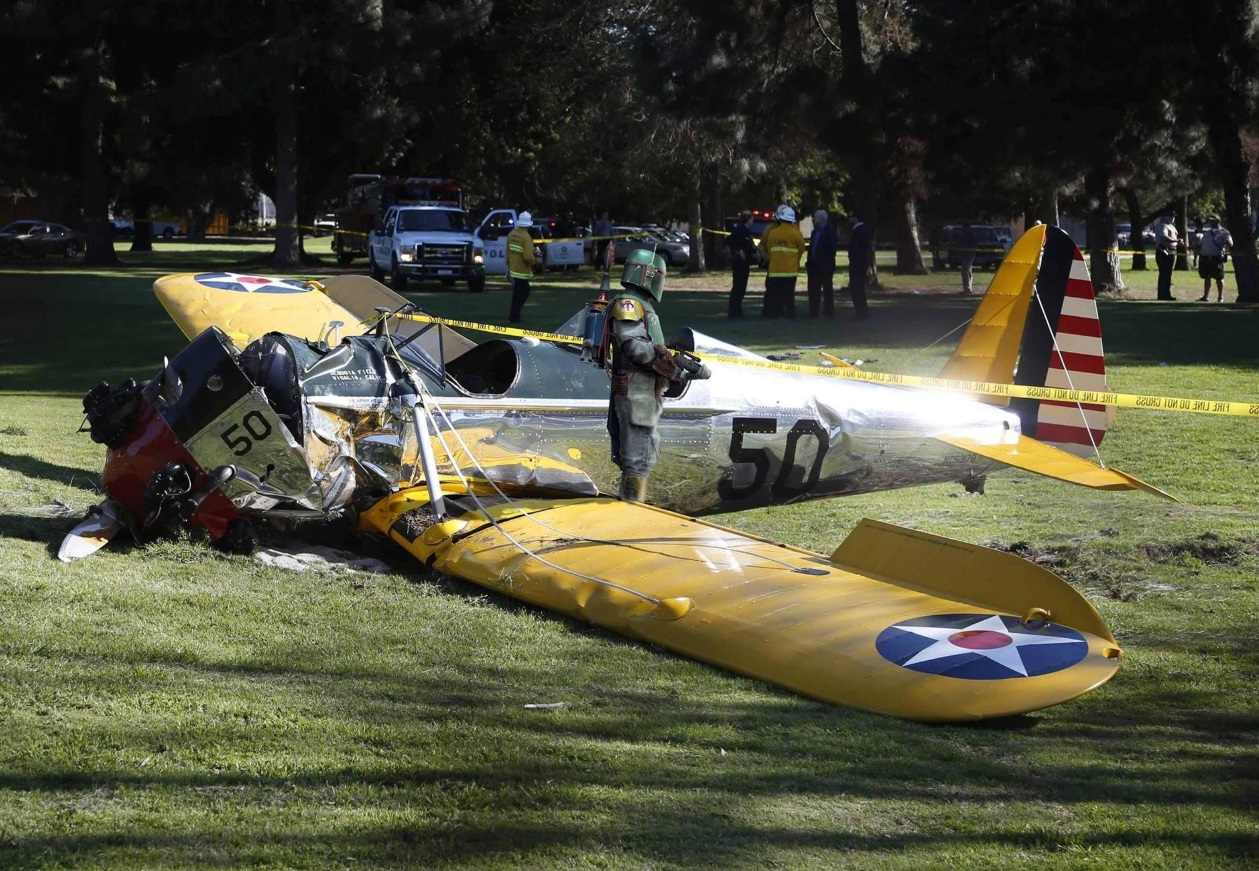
[603,249,711,502]
[506,211,538,323]
[725,211,755,318]
[1154,208,1179,301]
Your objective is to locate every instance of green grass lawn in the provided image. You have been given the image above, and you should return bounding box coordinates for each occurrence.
[0,245,1257,869]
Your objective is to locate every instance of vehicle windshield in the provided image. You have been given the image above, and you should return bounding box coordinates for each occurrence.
[1,222,39,234]
[397,210,470,232]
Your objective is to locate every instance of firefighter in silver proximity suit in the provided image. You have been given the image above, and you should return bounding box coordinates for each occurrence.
[603,249,712,502]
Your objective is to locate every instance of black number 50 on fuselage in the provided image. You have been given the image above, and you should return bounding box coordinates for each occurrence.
[717,416,833,502]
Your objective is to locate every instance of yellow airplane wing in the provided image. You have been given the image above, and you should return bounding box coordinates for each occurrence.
[154,272,365,348]
[936,431,1174,499]
[361,489,1122,722]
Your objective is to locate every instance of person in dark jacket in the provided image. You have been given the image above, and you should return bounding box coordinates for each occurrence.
[806,209,840,318]
[847,213,871,319]
[724,211,756,317]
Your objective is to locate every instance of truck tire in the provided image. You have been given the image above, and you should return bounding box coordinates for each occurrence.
[368,251,383,281]
[162,227,174,240]
[468,276,485,293]
[391,256,407,292]
[335,237,354,266]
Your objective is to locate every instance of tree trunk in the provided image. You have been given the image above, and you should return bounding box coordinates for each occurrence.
[272,0,301,268]
[703,164,722,268]
[1085,166,1122,293]
[685,195,706,274]
[837,0,879,288]
[1122,188,1146,271]
[892,194,927,274]
[129,193,153,253]
[1209,121,1258,303]
[80,45,117,267]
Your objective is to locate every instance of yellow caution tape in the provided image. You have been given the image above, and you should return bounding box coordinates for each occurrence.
[389,311,1259,418]
[394,312,583,345]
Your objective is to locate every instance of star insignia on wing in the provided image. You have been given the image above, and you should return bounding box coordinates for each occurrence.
[893,614,1080,677]
[875,613,1089,680]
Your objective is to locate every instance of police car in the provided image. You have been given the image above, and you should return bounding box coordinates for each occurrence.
[475,209,586,274]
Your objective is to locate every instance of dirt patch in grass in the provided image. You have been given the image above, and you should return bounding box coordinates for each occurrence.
[992,532,1258,602]
[992,540,1148,602]
[1142,531,1259,566]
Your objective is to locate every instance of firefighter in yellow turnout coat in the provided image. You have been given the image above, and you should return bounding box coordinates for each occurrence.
[757,204,806,318]
[602,249,711,502]
[506,211,538,323]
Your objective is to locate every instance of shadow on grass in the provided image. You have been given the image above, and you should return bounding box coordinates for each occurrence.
[0,649,1255,867]
[2,511,1256,865]
[1,820,1254,869]
[0,450,100,488]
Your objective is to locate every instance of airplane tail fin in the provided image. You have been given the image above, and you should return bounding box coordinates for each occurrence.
[940,225,1112,458]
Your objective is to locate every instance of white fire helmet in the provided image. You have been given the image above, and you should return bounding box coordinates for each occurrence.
[775,204,796,223]
[517,211,534,228]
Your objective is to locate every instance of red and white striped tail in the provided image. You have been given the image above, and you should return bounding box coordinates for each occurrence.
[1035,245,1110,456]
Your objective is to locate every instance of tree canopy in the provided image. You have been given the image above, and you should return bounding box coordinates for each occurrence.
[1,0,1256,295]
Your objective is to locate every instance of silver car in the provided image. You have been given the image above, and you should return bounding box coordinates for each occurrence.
[612,226,691,266]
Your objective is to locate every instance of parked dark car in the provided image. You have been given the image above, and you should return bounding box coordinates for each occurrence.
[929,224,1013,270]
[0,220,86,259]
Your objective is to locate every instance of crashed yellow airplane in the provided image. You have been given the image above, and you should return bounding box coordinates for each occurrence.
[64,225,1160,721]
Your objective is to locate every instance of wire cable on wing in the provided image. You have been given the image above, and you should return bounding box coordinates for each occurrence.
[1029,285,1106,467]
[376,315,828,577]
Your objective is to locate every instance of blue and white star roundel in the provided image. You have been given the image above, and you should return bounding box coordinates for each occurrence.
[875,614,1088,680]
[194,272,311,294]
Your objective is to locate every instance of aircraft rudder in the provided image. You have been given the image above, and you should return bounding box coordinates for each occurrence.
[1012,227,1112,456]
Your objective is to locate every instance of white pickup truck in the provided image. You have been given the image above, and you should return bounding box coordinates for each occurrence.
[367,205,487,292]
[475,209,586,274]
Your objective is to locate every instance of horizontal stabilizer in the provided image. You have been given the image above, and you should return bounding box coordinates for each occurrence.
[935,432,1174,500]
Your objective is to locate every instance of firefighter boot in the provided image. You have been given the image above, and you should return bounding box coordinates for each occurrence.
[619,475,648,503]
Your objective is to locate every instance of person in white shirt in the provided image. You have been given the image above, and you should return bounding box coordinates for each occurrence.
[1153,209,1180,300]
[1196,215,1234,302]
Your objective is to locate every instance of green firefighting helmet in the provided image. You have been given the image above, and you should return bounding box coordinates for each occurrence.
[621,248,667,301]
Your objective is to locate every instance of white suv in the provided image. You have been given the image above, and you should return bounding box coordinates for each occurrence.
[368,205,486,292]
